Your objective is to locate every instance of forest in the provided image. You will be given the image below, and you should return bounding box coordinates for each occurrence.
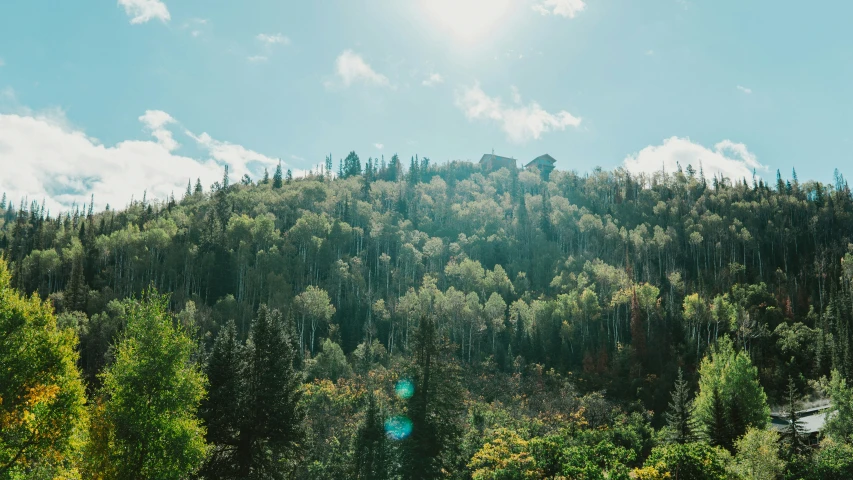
[4,153,853,479]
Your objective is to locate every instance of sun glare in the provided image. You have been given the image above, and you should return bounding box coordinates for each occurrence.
[421,0,514,45]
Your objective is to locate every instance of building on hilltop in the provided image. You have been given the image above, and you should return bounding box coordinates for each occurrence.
[525,154,557,180]
[479,153,518,173]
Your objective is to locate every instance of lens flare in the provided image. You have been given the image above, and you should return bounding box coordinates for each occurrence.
[385,415,413,440]
[395,378,415,399]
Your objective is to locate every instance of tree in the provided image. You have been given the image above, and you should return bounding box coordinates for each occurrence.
[353,393,388,479]
[236,305,306,477]
[665,368,697,444]
[65,246,88,312]
[468,428,539,480]
[199,320,244,479]
[308,338,352,382]
[294,286,336,357]
[83,291,208,480]
[693,336,769,449]
[0,261,86,478]
[484,292,507,353]
[781,376,807,455]
[823,369,853,442]
[733,427,784,480]
[195,177,204,193]
[636,442,729,480]
[273,161,283,189]
[401,316,464,479]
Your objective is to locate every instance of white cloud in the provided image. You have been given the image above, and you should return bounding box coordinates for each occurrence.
[333,50,390,87]
[622,137,767,182]
[0,108,286,212]
[374,143,384,150]
[532,0,586,18]
[256,33,290,46]
[456,84,581,143]
[139,110,178,151]
[118,0,170,24]
[737,85,753,94]
[422,73,444,87]
[247,55,268,63]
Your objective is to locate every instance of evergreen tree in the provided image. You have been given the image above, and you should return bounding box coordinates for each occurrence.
[199,320,244,479]
[262,168,270,184]
[273,162,283,189]
[286,169,293,183]
[401,316,464,479]
[353,393,388,479]
[236,305,306,477]
[666,368,697,444]
[195,177,203,194]
[707,385,729,450]
[781,376,806,455]
[66,249,88,312]
[83,291,207,480]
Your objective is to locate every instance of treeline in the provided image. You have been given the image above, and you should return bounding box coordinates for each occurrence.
[4,155,853,477]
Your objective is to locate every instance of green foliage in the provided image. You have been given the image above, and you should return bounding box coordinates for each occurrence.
[665,368,697,444]
[353,393,388,479]
[693,336,769,449]
[401,317,465,479]
[82,290,207,480]
[238,305,306,478]
[732,427,784,480]
[823,369,853,443]
[309,338,353,382]
[638,442,730,480]
[0,261,87,479]
[468,428,539,480]
[809,438,853,479]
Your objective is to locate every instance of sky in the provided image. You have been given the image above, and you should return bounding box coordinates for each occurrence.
[1,0,852,212]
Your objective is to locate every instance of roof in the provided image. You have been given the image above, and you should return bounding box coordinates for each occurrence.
[770,406,831,434]
[525,154,556,168]
[480,153,516,165]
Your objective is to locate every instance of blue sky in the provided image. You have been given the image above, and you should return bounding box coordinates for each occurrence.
[1,0,852,211]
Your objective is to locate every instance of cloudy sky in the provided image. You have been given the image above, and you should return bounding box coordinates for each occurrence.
[1,0,852,211]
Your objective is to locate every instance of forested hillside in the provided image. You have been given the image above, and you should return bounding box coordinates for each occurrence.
[4,154,853,478]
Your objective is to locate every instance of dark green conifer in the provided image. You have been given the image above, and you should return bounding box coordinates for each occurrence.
[666,368,697,444]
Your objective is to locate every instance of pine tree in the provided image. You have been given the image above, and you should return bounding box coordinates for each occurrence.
[236,305,306,477]
[273,161,283,189]
[185,179,192,198]
[353,393,388,479]
[781,376,807,455]
[66,250,88,312]
[222,165,229,190]
[401,316,464,479]
[262,168,270,184]
[199,320,244,479]
[286,169,293,183]
[708,385,729,449]
[194,178,203,194]
[666,368,697,443]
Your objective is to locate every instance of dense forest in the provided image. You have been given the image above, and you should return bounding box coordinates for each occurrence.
[4,153,853,479]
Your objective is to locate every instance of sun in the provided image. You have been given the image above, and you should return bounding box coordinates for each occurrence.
[420,0,515,45]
